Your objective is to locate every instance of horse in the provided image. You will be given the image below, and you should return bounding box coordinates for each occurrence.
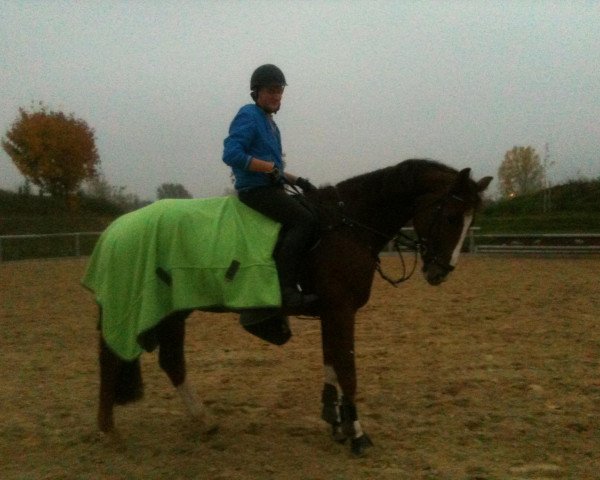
[92,158,492,456]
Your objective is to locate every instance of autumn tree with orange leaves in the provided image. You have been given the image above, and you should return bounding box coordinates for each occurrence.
[2,103,100,201]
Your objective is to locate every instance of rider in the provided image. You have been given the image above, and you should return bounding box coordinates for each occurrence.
[222,64,319,311]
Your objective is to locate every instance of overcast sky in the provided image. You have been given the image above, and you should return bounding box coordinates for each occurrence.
[2,1,599,199]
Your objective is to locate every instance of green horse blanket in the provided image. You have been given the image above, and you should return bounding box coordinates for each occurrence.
[83,196,281,360]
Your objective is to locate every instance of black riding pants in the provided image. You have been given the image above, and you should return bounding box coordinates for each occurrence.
[238,186,317,288]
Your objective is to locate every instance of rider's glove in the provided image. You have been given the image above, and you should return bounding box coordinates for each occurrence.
[267,166,281,184]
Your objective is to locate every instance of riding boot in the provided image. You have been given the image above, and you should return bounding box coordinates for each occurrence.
[281,285,319,311]
[237,186,320,312]
[275,231,319,312]
[276,257,319,311]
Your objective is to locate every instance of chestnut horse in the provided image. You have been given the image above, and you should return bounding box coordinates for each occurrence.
[95,159,492,456]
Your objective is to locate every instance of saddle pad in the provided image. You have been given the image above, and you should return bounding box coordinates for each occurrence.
[82,196,281,360]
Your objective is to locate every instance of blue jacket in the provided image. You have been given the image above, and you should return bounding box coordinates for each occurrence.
[223,104,284,191]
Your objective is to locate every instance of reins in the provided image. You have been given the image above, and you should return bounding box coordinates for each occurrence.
[343,216,422,287]
[284,181,444,287]
[321,185,423,287]
[376,232,421,286]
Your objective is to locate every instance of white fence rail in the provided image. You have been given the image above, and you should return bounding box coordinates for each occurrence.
[474,233,600,255]
[0,232,103,262]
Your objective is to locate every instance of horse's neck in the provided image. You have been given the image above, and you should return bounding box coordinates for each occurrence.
[331,162,454,250]
[333,178,415,250]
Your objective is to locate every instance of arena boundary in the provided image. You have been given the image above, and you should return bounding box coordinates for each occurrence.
[3,230,600,262]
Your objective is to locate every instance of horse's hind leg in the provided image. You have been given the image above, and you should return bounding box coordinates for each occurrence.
[98,303,144,434]
[156,311,217,432]
[98,334,144,433]
[98,335,119,432]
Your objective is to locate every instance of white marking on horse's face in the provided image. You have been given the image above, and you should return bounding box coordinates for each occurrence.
[450,212,473,267]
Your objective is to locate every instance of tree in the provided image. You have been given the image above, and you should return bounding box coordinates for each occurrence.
[498,146,544,198]
[85,172,148,212]
[156,183,193,199]
[2,103,100,200]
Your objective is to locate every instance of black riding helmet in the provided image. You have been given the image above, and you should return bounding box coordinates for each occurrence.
[250,64,287,100]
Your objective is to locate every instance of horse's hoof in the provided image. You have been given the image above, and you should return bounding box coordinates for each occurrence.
[202,421,220,436]
[98,414,115,434]
[99,428,125,446]
[351,434,373,457]
[195,411,219,435]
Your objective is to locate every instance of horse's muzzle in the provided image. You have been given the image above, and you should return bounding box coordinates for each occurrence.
[422,260,454,286]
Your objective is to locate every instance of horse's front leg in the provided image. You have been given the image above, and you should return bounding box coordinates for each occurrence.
[320,308,373,456]
[321,364,345,442]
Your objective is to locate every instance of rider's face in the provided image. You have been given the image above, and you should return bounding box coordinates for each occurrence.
[256,85,284,113]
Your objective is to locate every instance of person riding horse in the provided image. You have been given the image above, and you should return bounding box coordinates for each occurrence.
[89,157,493,455]
[222,64,319,311]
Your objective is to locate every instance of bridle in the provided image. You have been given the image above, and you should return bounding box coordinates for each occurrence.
[336,192,465,287]
[414,194,471,277]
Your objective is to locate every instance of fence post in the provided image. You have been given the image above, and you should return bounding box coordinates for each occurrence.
[75,233,81,257]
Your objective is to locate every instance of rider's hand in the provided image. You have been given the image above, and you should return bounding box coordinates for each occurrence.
[267,166,281,183]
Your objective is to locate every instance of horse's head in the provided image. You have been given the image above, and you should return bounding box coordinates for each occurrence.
[412,168,492,286]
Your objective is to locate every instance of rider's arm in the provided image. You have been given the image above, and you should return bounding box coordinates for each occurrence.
[223,107,260,171]
[248,158,276,172]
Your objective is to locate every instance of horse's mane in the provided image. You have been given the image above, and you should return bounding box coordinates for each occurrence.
[305,159,461,239]
[311,159,487,227]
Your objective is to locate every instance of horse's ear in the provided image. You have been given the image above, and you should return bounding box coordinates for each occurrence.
[458,168,471,181]
[453,168,472,191]
[477,176,493,192]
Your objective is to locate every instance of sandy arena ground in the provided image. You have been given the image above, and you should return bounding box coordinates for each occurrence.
[0,255,598,479]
